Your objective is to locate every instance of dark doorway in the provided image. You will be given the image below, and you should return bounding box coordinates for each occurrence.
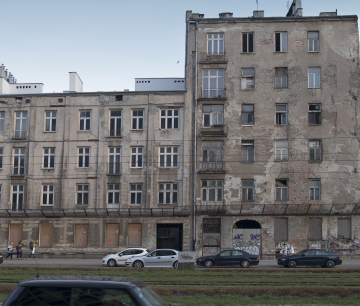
[156,224,183,251]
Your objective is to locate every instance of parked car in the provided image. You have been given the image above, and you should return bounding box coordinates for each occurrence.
[0,252,3,264]
[126,249,178,268]
[102,248,148,267]
[196,249,260,268]
[277,249,342,268]
[3,275,169,306]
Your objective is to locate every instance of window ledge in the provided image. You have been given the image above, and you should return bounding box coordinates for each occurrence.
[198,170,226,174]
[241,124,255,127]
[107,136,123,139]
[107,174,122,176]
[10,174,26,177]
[130,129,144,132]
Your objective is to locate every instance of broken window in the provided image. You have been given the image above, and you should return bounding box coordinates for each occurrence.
[241,68,255,90]
[242,140,254,162]
[308,67,321,88]
[242,179,254,201]
[308,31,319,52]
[275,179,288,201]
[208,33,224,55]
[275,140,288,161]
[276,104,288,125]
[241,104,254,125]
[242,32,254,53]
[275,32,287,52]
[308,104,321,125]
[203,105,224,127]
[309,140,321,162]
[202,141,224,170]
[275,67,288,88]
[309,179,321,200]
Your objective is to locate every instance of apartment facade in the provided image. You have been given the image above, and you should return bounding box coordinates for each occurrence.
[185,3,360,258]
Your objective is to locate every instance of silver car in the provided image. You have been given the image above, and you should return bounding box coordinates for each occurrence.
[102,248,148,267]
[125,249,178,269]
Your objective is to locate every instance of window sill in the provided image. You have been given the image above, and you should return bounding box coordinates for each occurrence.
[308,87,322,89]
[241,124,255,127]
[107,136,123,139]
[274,87,288,89]
[10,174,26,177]
[130,129,144,132]
[130,167,143,169]
[274,159,289,162]
[159,128,180,131]
[40,205,54,207]
[308,124,322,126]
[240,52,255,54]
[309,160,322,163]
[42,168,55,170]
[44,131,56,133]
[275,124,289,126]
[107,173,121,176]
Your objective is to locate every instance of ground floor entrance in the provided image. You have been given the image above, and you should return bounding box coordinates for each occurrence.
[156,224,183,251]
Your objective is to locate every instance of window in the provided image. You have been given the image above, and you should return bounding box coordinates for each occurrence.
[242,140,254,162]
[131,147,143,168]
[79,110,91,131]
[275,32,287,52]
[78,147,90,168]
[276,179,288,201]
[242,32,254,53]
[308,67,321,88]
[13,148,25,175]
[202,69,224,98]
[108,147,121,174]
[77,184,89,205]
[275,140,288,161]
[275,218,288,241]
[203,105,224,127]
[203,218,221,233]
[241,104,254,125]
[109,110,122,137]
[159,146,178,168]
[276,104,288,125]
[309,179,321,200]
[116,95,123,101]
[14,111,27,138]
[242,180,255,201]
[275,68,288,88]
[160,109,179,129]
[108,184,120,206]
[202,180,223,203]
[308,104,321,125]
[159,183,178,204]
[208,33,224,54]
[309,140,321,161]
[11,185,24,211]
[309,217,322,240]
[45,111,57,132]
[130,184,142,204]
[43,148,55,169]
[241,68,255,90]
[0,112,4,132]
[338,218,351,240]
[202,141,223,170]
[42,185,54,206]
[308,31,319,52]
[0,148,2,169]
[132,109,144,130]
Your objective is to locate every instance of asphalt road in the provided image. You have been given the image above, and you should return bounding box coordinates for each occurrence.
[1,258,360,269]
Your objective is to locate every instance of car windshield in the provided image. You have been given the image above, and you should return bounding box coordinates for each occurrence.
[133,286,167,305]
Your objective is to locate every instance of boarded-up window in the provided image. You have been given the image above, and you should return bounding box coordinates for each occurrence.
[309,218,322,240]
[9,224,23,246]
[39,224,53,247]
[106,224,119,247]
[128,224,142,246]
[338,218,351,239]
[74,224,88,247]
[274,218,288,241]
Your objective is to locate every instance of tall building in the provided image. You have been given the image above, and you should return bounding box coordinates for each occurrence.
[185,0,360,257]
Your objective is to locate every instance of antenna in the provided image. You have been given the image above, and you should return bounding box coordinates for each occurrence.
[256,0,259,10]
[287,0,290,9]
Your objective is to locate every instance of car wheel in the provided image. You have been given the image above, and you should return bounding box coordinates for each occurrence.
[204,260,214,268]
[133,260,144,268]
[173,261,178,269]
[107,259,117,267]
[288,260,297,268]
[241,260,250,268]
[326,260,335,268]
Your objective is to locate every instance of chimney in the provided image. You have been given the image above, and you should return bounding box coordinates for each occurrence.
[69,72,83,92]
[219,12,233,18]
[253,11,264,18]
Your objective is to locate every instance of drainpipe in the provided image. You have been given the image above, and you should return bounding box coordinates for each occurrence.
[144,94,150,208]
[95,95,101,208]
[59,96,67,210]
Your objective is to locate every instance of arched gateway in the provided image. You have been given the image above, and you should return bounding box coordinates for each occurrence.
[232,220,261,256]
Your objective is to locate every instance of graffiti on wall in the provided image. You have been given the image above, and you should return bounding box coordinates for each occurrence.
[232,230,261,255]
[328,236,360,249]
[203,235,221,255]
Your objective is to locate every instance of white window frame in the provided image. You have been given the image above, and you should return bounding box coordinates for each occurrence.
[309,179,321,200]
[308,104,322,125]
[108,147,121,175]
[242,140,254,162]
[131,147,143,168]
[309,140,321,162]
[109,110,122,137]
[14,111,27,138]
[241,68,255,90]
[159,146,178,168]
[0,185,2,206]
[276,179,288,201]
[130,184,142,205]
[108,184,120,206]
[308,31,319,52]
[201,180,223,203]
[11,184,24,211]
[203,105,224,127]
[0,147,3,169]
[275,140,289,161]
[41,185,54,206]
[0,111,5,132]
[76,184,89,205]
[275,32,288,52]
[13,148,26,175]
[275,67,288,88]
[43,147,55,169]
[242,32,254,53]
[159,183,178,205]
[45,111,57,132]
[79,110,91,131]
[242,180,255,201]
[308,67,321,88]
[132,109,144,130]
[202,69,224,98]
[207,33,224,55]
[241,104,255,125]
[78,147,90,168]
[160,109,179,129]
[276,104,288,125]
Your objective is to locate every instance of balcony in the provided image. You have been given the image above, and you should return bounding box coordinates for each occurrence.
[199,52,227,64]
[201,88,225,99]
[199,161,225,173]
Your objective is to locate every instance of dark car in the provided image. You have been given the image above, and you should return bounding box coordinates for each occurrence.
[3,275,169,306]
[196,249,260,268]
[0,252,3,264]
[277,249,342,268]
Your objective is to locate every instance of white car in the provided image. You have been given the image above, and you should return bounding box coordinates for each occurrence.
[125,249,178,269]
[102,248,148,267]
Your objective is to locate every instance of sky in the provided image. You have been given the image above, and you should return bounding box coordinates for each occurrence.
[2,0,359,93]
